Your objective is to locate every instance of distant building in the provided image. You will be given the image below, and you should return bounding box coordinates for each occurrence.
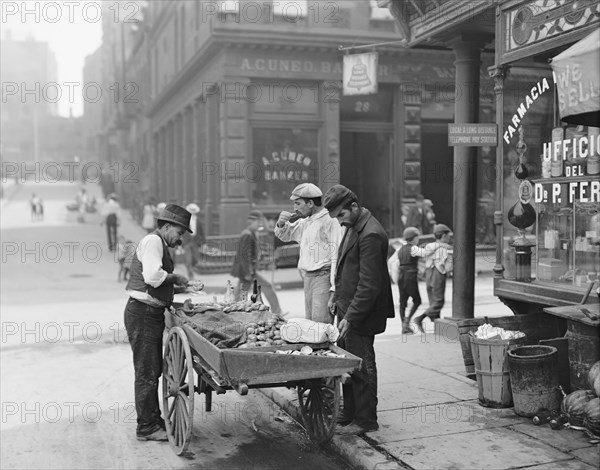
[0,35,58,163]
[82,47,104,162]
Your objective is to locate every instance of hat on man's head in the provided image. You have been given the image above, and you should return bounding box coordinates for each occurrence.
[186,203,201,214]
[433,223,452,235]
[248,209,264,220]
[290,183,323,200]
[424,199,433,206]
[403,227,420,241]
[108,193,118,201]
[156,204,193,232]
[323,184,358,218]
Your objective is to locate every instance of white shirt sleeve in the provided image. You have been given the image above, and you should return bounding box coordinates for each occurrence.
[328,219,343,291]
[411,244,435,258]
[274,220,304,243]
[137,234,168,287]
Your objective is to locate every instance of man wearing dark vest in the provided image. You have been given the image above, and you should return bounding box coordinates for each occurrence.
[124,204,191,441]
[397,227,434,334]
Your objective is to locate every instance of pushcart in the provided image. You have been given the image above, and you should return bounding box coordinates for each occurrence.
[162,308,362,455]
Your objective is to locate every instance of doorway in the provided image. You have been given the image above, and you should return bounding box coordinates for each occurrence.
[340,131,393,234]
[421,123,454,227]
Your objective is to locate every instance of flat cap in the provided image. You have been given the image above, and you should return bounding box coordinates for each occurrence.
[323,184,357,218]
[248,209,265,220]
[403,227,420,241]
[433,223,452,235]
[290,183,322,200]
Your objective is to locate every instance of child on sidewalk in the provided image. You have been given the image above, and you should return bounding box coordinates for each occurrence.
[117,235,135,282]
[396,227,434,334]
[414,224,453,333]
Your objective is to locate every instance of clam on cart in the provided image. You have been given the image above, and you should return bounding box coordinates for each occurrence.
[162,307,362,455]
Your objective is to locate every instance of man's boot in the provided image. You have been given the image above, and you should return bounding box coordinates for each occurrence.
[402,319,413,334]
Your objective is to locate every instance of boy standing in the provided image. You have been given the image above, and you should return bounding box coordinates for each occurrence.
[397,227,433,334]
[414,224,453,333]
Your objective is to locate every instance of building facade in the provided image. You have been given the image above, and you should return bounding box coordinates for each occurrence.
[99,0,539,238]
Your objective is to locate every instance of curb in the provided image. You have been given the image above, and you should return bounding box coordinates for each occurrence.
[259,387,405,470]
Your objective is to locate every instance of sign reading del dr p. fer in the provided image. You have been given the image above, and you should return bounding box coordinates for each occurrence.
[448,124,498,146]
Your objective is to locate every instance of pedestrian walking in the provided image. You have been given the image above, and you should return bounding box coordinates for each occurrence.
[414,223,453,333]
[30,193,43,221]
[323,184,394,435]
[407,194,431,234]
[181,203,206,279]
[76,187,88,223]
[117,235,134,282]
[141,197,157,233]
[123,204,191,442]
[274,183,342,324]
[396,227,435,334]
[423,199,436,234]
[230,209,283,314]
[101,193,121,252]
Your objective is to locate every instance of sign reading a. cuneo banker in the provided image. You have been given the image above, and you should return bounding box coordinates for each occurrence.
[448,124,498,146]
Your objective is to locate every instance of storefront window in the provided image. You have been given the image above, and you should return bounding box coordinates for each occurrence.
[251,128,319,205]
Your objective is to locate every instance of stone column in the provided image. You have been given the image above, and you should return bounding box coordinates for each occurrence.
[451,36,488,319]
[320,81,340,192]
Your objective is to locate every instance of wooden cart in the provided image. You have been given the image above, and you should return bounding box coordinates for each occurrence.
[162,309,362,455]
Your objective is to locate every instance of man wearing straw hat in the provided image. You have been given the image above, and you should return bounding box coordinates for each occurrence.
[124,204,191,442]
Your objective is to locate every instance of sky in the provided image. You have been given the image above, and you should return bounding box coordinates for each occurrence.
[2,0,103,116]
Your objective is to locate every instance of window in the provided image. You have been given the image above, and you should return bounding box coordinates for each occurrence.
[252,128,319,205]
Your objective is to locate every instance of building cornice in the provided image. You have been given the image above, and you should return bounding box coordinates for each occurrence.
[382,0,497,47]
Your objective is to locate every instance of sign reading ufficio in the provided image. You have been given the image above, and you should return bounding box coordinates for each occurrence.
[448,124,498,146]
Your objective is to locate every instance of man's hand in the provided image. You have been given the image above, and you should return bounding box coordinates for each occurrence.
[276,211,294,228]
[337,318,350,341]
[327,292,336,316]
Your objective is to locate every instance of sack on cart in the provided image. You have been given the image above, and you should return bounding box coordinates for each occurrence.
[280,318,340,344]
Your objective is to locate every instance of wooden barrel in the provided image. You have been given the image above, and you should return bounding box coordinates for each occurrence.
[458,313,565,376]
[470,335,527,408]
[565,320,600,390]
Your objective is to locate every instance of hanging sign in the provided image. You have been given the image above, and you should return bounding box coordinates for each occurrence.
[448,124,498,146]
[343,52,378,96]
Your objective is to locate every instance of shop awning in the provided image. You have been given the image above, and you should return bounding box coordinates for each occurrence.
[550,29,600,127]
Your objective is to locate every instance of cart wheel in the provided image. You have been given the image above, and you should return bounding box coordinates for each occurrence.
[163,327,195,455]
[297,376,341,444]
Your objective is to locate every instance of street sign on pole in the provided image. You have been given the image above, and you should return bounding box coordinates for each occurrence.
[448,123,498,146]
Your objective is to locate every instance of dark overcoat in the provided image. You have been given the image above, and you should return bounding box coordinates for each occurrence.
[334,208,395,336]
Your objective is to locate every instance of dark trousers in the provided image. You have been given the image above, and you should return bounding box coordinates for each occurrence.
[423,267,447,319]
[124,298,166,436]
[397,270,421,322]
[337,329,378,428]
[106,214,117,251]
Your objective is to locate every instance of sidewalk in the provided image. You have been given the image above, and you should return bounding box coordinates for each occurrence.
[262,331,599,470]
[118,196,598,470]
